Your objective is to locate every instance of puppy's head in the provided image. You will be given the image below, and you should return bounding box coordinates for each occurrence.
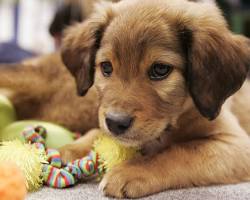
[61,0,250,146]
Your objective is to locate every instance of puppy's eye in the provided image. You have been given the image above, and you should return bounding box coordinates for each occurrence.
[100,61,113,77]
[148,63,172,81]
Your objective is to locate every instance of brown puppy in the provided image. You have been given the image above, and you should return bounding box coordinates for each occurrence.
[1,0,250,198]
[61,0,250,198]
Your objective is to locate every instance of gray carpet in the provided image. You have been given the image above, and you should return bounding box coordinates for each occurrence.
[27,182,250,200]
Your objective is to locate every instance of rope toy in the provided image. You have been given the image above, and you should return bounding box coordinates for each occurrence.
[21,126,138,188]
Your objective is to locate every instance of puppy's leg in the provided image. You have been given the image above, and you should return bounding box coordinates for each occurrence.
[59,129,101,163]
[100,133,250,198]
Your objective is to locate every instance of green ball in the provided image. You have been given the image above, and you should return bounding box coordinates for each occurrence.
[0,120,74,148]
[0,95,16,130]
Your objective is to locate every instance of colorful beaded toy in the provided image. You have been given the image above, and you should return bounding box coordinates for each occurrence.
[22,126,103,188]
[21,126,138,189]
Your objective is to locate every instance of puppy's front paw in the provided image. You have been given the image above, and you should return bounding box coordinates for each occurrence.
[59,144,89,164]
[99,163,154,198]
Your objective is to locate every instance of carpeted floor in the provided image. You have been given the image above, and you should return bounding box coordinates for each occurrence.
[27,182,250,200]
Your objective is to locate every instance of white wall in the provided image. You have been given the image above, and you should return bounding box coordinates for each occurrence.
[0,0,59,54]
[0,1,14,42]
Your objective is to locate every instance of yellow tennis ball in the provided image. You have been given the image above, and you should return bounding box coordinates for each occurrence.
[93,134,138,171]
[0,140,47,191]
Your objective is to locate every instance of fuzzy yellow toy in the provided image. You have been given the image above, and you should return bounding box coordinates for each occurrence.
[0,126,138,190]
[0,140,47,191]
[93,134,138,171]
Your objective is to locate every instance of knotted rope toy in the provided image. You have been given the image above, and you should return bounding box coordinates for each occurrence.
[0,126,138,190]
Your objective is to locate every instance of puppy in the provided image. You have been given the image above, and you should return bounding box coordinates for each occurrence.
[1,0,250,198]
[60,0,250,197]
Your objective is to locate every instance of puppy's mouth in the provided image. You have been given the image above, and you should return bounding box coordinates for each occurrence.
[115,134,145,147]
[102,129,144,147]
[103,127,168,148]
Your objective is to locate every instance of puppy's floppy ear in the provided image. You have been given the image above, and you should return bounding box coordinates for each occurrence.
[178,13,250,120]
[61,3,114,96]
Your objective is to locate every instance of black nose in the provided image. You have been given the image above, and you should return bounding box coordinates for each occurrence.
[105,113,134,135]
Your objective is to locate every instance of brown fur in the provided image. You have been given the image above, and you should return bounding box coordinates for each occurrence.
[1,0,250,198]
[0,54,99,132]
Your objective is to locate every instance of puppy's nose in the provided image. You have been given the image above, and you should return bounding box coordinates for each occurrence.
[105,112,134,135]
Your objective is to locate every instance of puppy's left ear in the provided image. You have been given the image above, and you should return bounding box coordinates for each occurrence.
[61,2,114,96]
[180,20,250,120]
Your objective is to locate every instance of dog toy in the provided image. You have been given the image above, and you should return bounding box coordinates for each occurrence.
[0,94,74,149]
[0,126,138,190]
[37,126,138,188]
[0,139,47,191]
[0,94,16,130]
[0,162,27,200]
[0,120,74,148]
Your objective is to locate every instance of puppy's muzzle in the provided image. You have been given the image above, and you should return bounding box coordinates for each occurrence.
[105,112,134,135]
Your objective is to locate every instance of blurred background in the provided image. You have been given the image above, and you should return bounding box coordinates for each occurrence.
[0,0,249,63]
